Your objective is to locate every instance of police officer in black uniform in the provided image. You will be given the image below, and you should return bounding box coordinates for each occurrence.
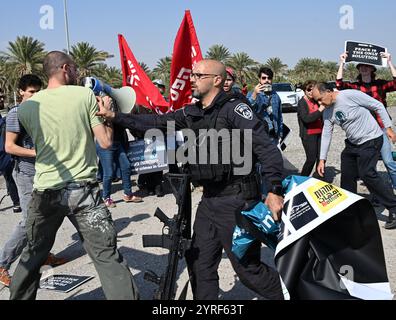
[97,60,285,300]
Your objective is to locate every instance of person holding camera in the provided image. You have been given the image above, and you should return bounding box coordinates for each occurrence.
[247,67,283,143]
[9,51,139,300]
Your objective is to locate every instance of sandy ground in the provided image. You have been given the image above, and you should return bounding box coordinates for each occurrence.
[0,108,395,300]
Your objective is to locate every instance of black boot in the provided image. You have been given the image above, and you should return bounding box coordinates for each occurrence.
[385,213,396,230]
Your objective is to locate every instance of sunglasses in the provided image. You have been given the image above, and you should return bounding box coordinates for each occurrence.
[261,76,271,80]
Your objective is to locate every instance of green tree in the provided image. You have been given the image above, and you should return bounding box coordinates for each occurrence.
[152,56,172,88]
[205,44,231,64]
[289,58,327,83]
[69,42,113,79]
[227,52,258,86]
[1,36,46,77]
[343,63,359,81]
[92,64,123,88]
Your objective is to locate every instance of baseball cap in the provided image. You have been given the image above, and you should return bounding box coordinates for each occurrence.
[226,67,235,80]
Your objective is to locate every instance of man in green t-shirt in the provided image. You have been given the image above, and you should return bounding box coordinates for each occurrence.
[9,51,139,300]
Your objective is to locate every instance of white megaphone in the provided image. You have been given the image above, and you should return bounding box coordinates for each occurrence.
[81,77,136,114]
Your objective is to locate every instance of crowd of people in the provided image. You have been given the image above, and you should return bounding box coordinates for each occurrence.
[0,48,395,300]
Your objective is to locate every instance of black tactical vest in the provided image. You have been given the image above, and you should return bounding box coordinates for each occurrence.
[183,93,244,184]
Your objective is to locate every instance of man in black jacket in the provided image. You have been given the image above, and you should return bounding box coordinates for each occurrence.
[97,59,285,300]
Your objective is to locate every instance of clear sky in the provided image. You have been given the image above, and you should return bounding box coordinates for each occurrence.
[1,0,395,69]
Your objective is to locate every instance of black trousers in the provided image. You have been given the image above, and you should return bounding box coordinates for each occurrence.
[301,134,321,178]
[341,136,396,214]
[185,193,283,300]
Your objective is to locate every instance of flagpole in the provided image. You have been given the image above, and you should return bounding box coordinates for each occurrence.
[63,0,71,54]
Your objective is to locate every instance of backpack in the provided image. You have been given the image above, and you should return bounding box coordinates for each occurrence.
[0,116,13,174]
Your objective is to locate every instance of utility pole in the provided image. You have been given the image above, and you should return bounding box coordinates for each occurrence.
[63,0,71,54]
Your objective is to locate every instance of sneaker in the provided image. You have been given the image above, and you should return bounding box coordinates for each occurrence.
[13,206,22,213]
[104,198,116,208]
[0,267,11,287]
[43,253,68,267]
[123,194,143,203]
[385,214,396,230]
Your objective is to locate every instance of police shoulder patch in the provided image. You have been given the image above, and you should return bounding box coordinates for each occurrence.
[234,103,253,120]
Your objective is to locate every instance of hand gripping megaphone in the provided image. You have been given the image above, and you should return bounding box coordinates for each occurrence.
[81,77,136,114]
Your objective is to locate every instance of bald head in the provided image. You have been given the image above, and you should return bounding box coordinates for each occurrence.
[195,59,227,85]
[43,51,74,78]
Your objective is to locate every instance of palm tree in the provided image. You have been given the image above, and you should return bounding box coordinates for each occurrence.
[343,63,359,81]
[265,57,288,82]
[376,67,393,81]
[152,56,172,87]
[290,58,326,83]
[205,44,231,64]
[92,64,123,88]
[69,42,113,79]
[0,36,46,93]
[227,52,258,86]
[321,61,338,81]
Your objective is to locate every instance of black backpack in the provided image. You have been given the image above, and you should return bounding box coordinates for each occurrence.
[0,116,13,174]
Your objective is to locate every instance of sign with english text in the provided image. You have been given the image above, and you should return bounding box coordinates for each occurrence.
[345,41,387,67]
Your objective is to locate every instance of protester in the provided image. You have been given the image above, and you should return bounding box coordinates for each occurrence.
[336,52,396,203]
[96,119,143,208]
[9,51,139,300]
[0,75,69,287]
[314,82,396,230]
[247,67,283,142]
[223,67,242,95]
[97,59,285,300]
[297,80,325,178]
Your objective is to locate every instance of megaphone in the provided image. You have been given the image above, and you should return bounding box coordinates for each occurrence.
[81,77,136,114]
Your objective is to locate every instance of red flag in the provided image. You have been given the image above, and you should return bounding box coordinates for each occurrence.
[169,10,203,112]
[118,34,169,113]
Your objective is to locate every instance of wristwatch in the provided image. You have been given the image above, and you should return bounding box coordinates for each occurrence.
[270,184,283,196]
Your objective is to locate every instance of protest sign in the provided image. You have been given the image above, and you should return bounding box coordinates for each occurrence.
[345,41,387,67]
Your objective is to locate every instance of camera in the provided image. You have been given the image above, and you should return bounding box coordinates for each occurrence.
[262,84,272,95]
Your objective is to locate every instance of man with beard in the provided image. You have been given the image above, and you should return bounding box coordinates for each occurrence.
[9,51,139,300]
[97,59,285,300]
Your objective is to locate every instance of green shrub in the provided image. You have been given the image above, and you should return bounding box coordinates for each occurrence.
[387,92,396,107]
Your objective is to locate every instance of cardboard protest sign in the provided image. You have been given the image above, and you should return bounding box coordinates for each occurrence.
[345,41,387,67]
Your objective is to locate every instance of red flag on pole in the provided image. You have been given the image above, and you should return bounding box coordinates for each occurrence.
[118,34,169,114]
[169,10,203,112]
